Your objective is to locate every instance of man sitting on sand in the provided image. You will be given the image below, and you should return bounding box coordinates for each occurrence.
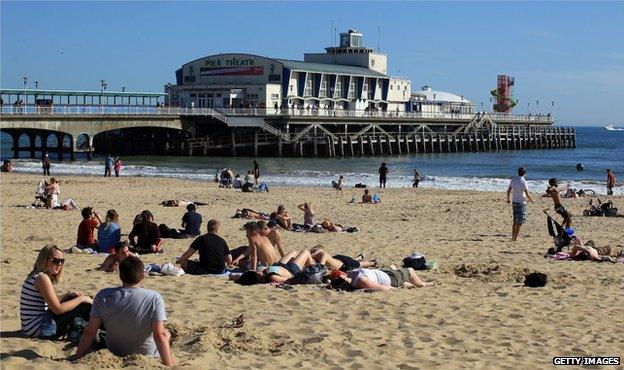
[181,203,202,237]
[73,256,174,366]
[179,219,232,275]
[101,242,137,272]
[76,207,102,250]
[273,205,293,230]
[257,220,285,257]
[233,221,279,271]
[362,189,373,203]
[344,266,432,291]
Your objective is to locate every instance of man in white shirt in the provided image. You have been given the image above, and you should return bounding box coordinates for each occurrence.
[506,167,535,241]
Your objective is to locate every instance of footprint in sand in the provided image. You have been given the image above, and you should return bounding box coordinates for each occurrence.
[25,235,51,242]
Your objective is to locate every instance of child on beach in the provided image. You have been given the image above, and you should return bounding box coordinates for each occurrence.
[331,175,344,192]
[362,189,373,203]
[76,207,102,250]
[101,242,137,272]
[114,158,123,177]
[545,178,572,229]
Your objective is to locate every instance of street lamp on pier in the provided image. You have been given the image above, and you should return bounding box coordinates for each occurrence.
[22,76,28,104]
[536,100,540,114]
[35,81,39,89]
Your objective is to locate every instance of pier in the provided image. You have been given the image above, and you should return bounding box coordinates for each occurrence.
[1,89,574,160]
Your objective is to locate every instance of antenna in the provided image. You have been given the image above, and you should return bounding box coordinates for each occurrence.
[377,25,381,52]
[331,20,334,47]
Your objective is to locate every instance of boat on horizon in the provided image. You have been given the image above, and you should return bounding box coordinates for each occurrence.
[603,124,624,131]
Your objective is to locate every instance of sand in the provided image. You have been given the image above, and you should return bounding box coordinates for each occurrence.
[1,173,623,369]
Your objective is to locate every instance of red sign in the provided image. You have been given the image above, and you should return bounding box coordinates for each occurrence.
[200,66,263,76]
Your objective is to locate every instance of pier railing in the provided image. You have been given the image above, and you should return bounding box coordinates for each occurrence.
[1,105,553,123]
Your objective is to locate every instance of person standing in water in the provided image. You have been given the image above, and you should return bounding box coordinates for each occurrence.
[42,153,51,176]
[253,160,260,185]
[606,169,616,195]
[104,155,113,177]
[378,162,389,188]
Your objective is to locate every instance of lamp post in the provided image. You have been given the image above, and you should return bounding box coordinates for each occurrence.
[35,80,39,89]
[551,101,554,114]
[22,76,28,105]
[489,97,492,112]
[527,102,530,115]
[536,100,539,114]
[167,82,172,107]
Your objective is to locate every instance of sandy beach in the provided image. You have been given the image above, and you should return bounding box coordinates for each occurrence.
[1,173,622,369]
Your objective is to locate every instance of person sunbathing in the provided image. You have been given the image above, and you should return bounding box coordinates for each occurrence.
[240,208,269,220]
[321,219,343,232]
[101,242,137,272]
[567,230,612,261]
[262,250,316,284]
[273,205,293,230]
[310,246,377,271]
[161,200,208,207]
[344,266,432,291]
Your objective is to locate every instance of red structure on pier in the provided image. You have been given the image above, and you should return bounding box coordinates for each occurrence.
[491,75,517,113]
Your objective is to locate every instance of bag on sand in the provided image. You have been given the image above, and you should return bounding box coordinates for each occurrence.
[403,252,428,270]
[524,272,547,287]
[287,264,327,285]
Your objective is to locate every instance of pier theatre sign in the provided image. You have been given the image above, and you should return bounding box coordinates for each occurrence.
[200,57,263,76]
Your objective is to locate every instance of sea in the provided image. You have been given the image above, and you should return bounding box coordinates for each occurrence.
[1,126,622,195]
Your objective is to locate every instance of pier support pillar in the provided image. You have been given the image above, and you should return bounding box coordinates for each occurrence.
[56,133,64,161]
[278,136,283,157]
[87,136,94,160]
[230,130,236,156]
[386,135,392,155]
[253,131,259,157]
[69,136,77,161]
[404,134,409,154]
[313,126,318,156]
[369,135,375,155]
[41,132,50,156]
[413,134,418,153]
[28,132,37,159]
[12,133,20,159]
[348,136,354,156]
[438,134,443,152]
[339,136,344,157]
[298,141,304,157]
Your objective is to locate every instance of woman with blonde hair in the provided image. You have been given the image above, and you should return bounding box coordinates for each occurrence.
[97,209,121,253]
[20,245,93,339]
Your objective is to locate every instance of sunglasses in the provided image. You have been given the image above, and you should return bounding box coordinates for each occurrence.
[48,257,65,265]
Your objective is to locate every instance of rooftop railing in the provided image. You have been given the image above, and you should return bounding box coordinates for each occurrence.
[0,105,554,123]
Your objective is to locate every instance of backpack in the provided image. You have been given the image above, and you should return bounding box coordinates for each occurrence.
[287,264,327,285]
[524,272,547,287]
[403,256,428,270]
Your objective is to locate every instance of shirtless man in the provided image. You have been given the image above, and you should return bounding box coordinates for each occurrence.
[545,178,572,228]
[101,242,137,272]
[257,220,285,257]
[235,221,279,271]
[274,205,293,230]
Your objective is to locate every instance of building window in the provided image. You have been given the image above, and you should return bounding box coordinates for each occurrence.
[371,59,375,66]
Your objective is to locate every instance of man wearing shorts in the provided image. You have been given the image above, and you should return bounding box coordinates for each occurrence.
[546,178,572,229]
[506,167,534,241]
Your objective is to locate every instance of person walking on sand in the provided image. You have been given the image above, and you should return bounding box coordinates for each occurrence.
[412,169,422,188]
[378,162,389,188]
[114,157,123,177]
[104,155,113,177]
[506,167,534,241]
[73,256,174,366]
[606,169,616,195]
[42,153,51,176]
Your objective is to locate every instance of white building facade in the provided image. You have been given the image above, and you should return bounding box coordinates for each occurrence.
[167,30,411,114]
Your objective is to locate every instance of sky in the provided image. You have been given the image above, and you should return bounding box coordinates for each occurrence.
[1,1,623,126]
